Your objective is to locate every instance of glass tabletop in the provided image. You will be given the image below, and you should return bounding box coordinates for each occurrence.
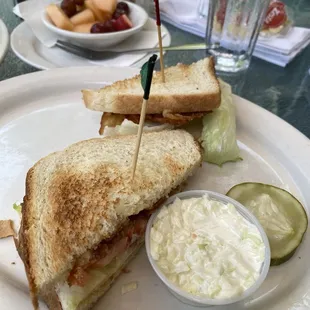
[1,0,310,138]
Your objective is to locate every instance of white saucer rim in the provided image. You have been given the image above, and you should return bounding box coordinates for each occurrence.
[0,19,9,64]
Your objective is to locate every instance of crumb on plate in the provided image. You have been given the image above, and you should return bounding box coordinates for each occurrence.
[0,220,16,239]
[121,281,138,295]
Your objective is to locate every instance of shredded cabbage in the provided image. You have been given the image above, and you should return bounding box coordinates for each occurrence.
[103,119,173,137]
[201,80,241,166]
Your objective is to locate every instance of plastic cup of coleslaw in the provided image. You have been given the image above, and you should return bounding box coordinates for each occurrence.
[145,190,270,307]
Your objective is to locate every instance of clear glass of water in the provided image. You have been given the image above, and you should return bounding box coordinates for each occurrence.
[133,0,153,16]
[201,0,270,72]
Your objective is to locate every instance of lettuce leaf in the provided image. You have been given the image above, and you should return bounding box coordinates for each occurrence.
[201,80,241,166]
[13,203,22,216]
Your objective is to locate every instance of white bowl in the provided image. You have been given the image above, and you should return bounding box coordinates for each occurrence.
[42,1,148,50]
[145,190,271,307]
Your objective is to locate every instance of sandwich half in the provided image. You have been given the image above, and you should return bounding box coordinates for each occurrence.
[17,130,202,310]
[82,57,221,134]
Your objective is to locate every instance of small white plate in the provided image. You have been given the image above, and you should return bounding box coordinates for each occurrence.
[10,18,171,69]
[0,19,9,64]
[0,67,310,310]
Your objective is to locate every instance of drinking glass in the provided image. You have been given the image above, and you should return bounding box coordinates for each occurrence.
[201,0,270,72]
[133,0,153,16]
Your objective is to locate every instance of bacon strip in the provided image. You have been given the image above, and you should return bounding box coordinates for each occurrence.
[99,111,209,135]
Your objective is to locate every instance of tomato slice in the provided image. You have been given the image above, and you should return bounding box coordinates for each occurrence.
[67,215,149,287]
[216,0,227,26]
[134,217,148,235]
[67,267,89,287]
[126,226,134,244]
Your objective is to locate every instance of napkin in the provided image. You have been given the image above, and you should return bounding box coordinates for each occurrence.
[13,1,166,67]
[253,38,310,67]
[257,29,310,67]
[13,0,58,47]
[159,0,310,67]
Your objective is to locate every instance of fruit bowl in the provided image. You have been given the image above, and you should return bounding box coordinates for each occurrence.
[42,0,148,50]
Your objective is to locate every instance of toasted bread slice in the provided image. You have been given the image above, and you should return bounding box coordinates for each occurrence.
[82,57,221,115]
[17,130,202,308]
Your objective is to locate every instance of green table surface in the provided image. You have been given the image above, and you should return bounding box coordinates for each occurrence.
[1,0,310,137]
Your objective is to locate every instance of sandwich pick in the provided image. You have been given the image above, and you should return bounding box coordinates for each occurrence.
[153,0,165,82]
[131,54,158,179]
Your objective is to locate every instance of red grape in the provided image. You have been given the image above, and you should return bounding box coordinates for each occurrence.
[116,2,130,14]
[90,23,105,33]
[60,0,77,17]
[112,9,126,19]
[90,21,116,33]
[102,20,116,32]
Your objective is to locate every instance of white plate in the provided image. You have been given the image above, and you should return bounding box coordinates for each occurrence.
[0,19,9,64]
[10,18,171,69]
[0,66,310,310]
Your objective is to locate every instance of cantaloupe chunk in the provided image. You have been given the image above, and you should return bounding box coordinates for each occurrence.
[85,0,109,21]
[92,0,116,17]
[46,4,74,31]
[73,22,96,33]
[70,9,95,25]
